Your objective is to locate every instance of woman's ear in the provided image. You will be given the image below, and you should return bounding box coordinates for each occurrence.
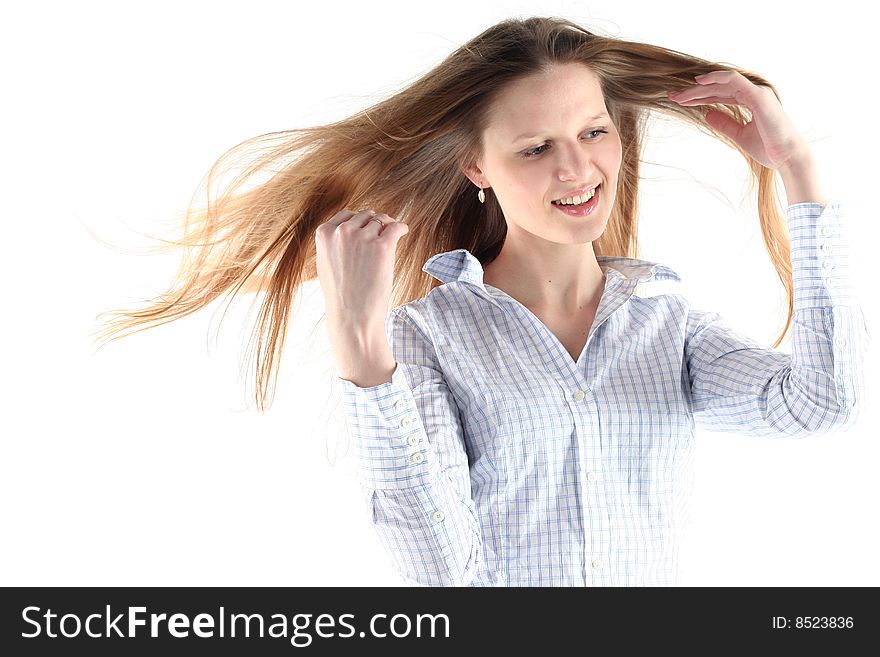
[461,162,486,189]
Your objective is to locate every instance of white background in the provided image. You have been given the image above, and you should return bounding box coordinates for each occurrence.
[2,0,876,586]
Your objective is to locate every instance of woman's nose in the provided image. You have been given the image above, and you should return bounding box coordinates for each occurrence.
[556,146,596,179]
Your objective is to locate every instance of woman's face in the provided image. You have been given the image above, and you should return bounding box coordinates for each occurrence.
[468,62,623,245]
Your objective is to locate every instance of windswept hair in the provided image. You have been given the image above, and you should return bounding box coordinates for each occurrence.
[92,15,794,413]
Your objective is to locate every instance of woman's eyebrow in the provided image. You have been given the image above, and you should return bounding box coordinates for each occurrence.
[512,112,610,142]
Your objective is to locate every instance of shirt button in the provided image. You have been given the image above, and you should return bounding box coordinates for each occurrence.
[400,417,413,428]
[820,241,832,254]
[587,472,598,481]
[834,336,848,347]
[406,434,420,446]
[411,452,425,464]
[431,510,445,522]
[822,260,834,271]
[394,399,407,412]
[820,225,835,237]
[591,558,602,570]
[572,389,586,401]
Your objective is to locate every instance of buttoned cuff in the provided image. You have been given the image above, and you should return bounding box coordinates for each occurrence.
[335,366,443,490]
[788,201,859,308]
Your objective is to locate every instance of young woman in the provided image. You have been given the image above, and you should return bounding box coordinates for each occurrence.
[94,17,869,586]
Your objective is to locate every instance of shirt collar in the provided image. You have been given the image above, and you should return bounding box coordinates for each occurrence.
[422,247,681,295]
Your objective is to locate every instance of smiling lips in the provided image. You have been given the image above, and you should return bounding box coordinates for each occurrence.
[552,183,600,205]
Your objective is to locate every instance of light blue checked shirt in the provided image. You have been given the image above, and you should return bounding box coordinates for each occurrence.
[336,201,870,586]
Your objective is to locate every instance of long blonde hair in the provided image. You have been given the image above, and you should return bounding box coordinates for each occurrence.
[92,16,794,412]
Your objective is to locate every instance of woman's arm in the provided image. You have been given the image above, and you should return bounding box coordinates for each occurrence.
[335,307,483,586]
[778,149,827,207]
[685,200,870,436]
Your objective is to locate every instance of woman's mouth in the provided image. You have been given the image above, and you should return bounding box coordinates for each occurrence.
[551,184,601,217]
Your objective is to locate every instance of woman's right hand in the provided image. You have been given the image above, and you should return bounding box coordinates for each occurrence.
[315,209,410,331]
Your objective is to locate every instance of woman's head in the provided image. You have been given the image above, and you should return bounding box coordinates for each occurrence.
[463,61,622,248]
[93,16,794,412]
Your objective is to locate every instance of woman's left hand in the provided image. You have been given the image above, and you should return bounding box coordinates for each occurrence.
[668,69,810,170]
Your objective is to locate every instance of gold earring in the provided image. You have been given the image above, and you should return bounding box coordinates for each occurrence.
[478,184,485,204]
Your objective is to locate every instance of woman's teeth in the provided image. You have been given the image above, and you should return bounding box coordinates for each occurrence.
[552,187,597,205]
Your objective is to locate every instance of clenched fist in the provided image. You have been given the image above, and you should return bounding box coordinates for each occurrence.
[315,209,410,331]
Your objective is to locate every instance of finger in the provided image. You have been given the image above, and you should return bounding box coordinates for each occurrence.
[670,82,736,102]
[379,218,409,242]
[324,208,376,229]
[694,70,742,84]
[360,212,390,236]
[706,110,748,137]
[672,87,759,110]
[673,95,739,105]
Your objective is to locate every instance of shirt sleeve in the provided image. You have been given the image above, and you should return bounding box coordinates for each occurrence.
[685,201,871,437]
[334,306,482,586]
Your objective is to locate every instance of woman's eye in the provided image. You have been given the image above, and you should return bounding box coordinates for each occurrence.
[522,129,608,158]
